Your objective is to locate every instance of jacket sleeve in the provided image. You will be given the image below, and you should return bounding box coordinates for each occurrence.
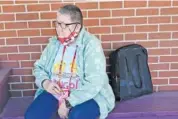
[67,38,109,106]
[33,41,51,89]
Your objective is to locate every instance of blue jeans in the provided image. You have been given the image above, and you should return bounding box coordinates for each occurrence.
[25,91,100,119]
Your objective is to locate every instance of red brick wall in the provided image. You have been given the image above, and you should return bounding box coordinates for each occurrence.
[0,1,178,97]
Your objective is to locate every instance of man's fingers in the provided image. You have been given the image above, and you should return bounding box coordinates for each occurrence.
[53,83,62,93]
[53,87,61,95]
[49,87,59,95]
[53,82,61,90]
[51,90,59,95]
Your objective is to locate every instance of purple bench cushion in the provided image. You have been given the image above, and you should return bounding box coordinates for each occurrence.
[108,91,178,119]
[1,91,178,119]
[0,97,33,118]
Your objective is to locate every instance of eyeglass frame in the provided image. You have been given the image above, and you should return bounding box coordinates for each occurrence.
[53,21,80,30]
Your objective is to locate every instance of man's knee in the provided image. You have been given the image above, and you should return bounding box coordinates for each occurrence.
[25,107,37,119]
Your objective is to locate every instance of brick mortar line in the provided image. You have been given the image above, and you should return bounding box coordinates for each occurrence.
[4,36,51,38]
[38,12,41,20]
[0,6,176,12]
[153,84,178,87]
[154,83,178,86]
[9,89,36,92]
[40,45,43,52]
[0,34,174,40]
[148,62,173,64]
[1,6,177,14]
[158,37,160,48]
[27,21,29,28]
[2,44,178,48]
[98,1,100,9]
[1,24,173,30]
[152,78,170,80]
[0,60,36,62]
[146,0,149,7]
[87,7,177,11]
[9,82,35,84]
[3,44,178,48]
[4,44,47,46]
[24,4,27,12]
[1,23,176,30]
[171,0,173,7]
[8,81,178,86]
[2,52,41,54]
[10,75,34,76]
[0,15,175,23]
[158,7,161,16]
[150,76,178,79]
[168,78,170,85]
[0,32,166,36]
[1,44,47,46]
[10,67,33,69]
[20,75,22,82]
[49,3,52,11]
[86,10,88,18]
[29,52,32,61]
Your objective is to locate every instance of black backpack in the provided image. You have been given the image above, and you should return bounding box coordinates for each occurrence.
[109,44,153,101]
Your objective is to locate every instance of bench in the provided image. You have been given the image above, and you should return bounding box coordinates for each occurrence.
[1,91,178,119]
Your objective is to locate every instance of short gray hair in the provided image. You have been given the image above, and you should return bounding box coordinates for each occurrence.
[58,5,83,26]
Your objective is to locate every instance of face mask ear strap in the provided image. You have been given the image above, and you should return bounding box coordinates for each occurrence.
[74,24,78,32]
[68,23,78,34]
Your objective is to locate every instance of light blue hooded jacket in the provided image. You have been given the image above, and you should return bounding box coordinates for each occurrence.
[33,27,115,119]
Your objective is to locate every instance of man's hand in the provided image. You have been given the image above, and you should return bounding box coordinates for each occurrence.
[58,100,70,119]
[42,80,61,95]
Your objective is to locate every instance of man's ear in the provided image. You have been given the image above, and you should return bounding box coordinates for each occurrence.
[76,24,82,33]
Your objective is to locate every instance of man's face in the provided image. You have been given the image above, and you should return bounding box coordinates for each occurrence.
[55,12,81,38]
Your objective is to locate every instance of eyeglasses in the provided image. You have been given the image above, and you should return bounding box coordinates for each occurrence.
[53,21,80,29]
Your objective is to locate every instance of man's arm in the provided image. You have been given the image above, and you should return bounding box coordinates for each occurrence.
[33,40,51,89]
[67,38,109,107]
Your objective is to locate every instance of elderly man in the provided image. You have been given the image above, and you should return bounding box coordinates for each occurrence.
[25,4,115,119]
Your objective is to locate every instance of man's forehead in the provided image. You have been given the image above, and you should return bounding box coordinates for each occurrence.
[57,12,71,23]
